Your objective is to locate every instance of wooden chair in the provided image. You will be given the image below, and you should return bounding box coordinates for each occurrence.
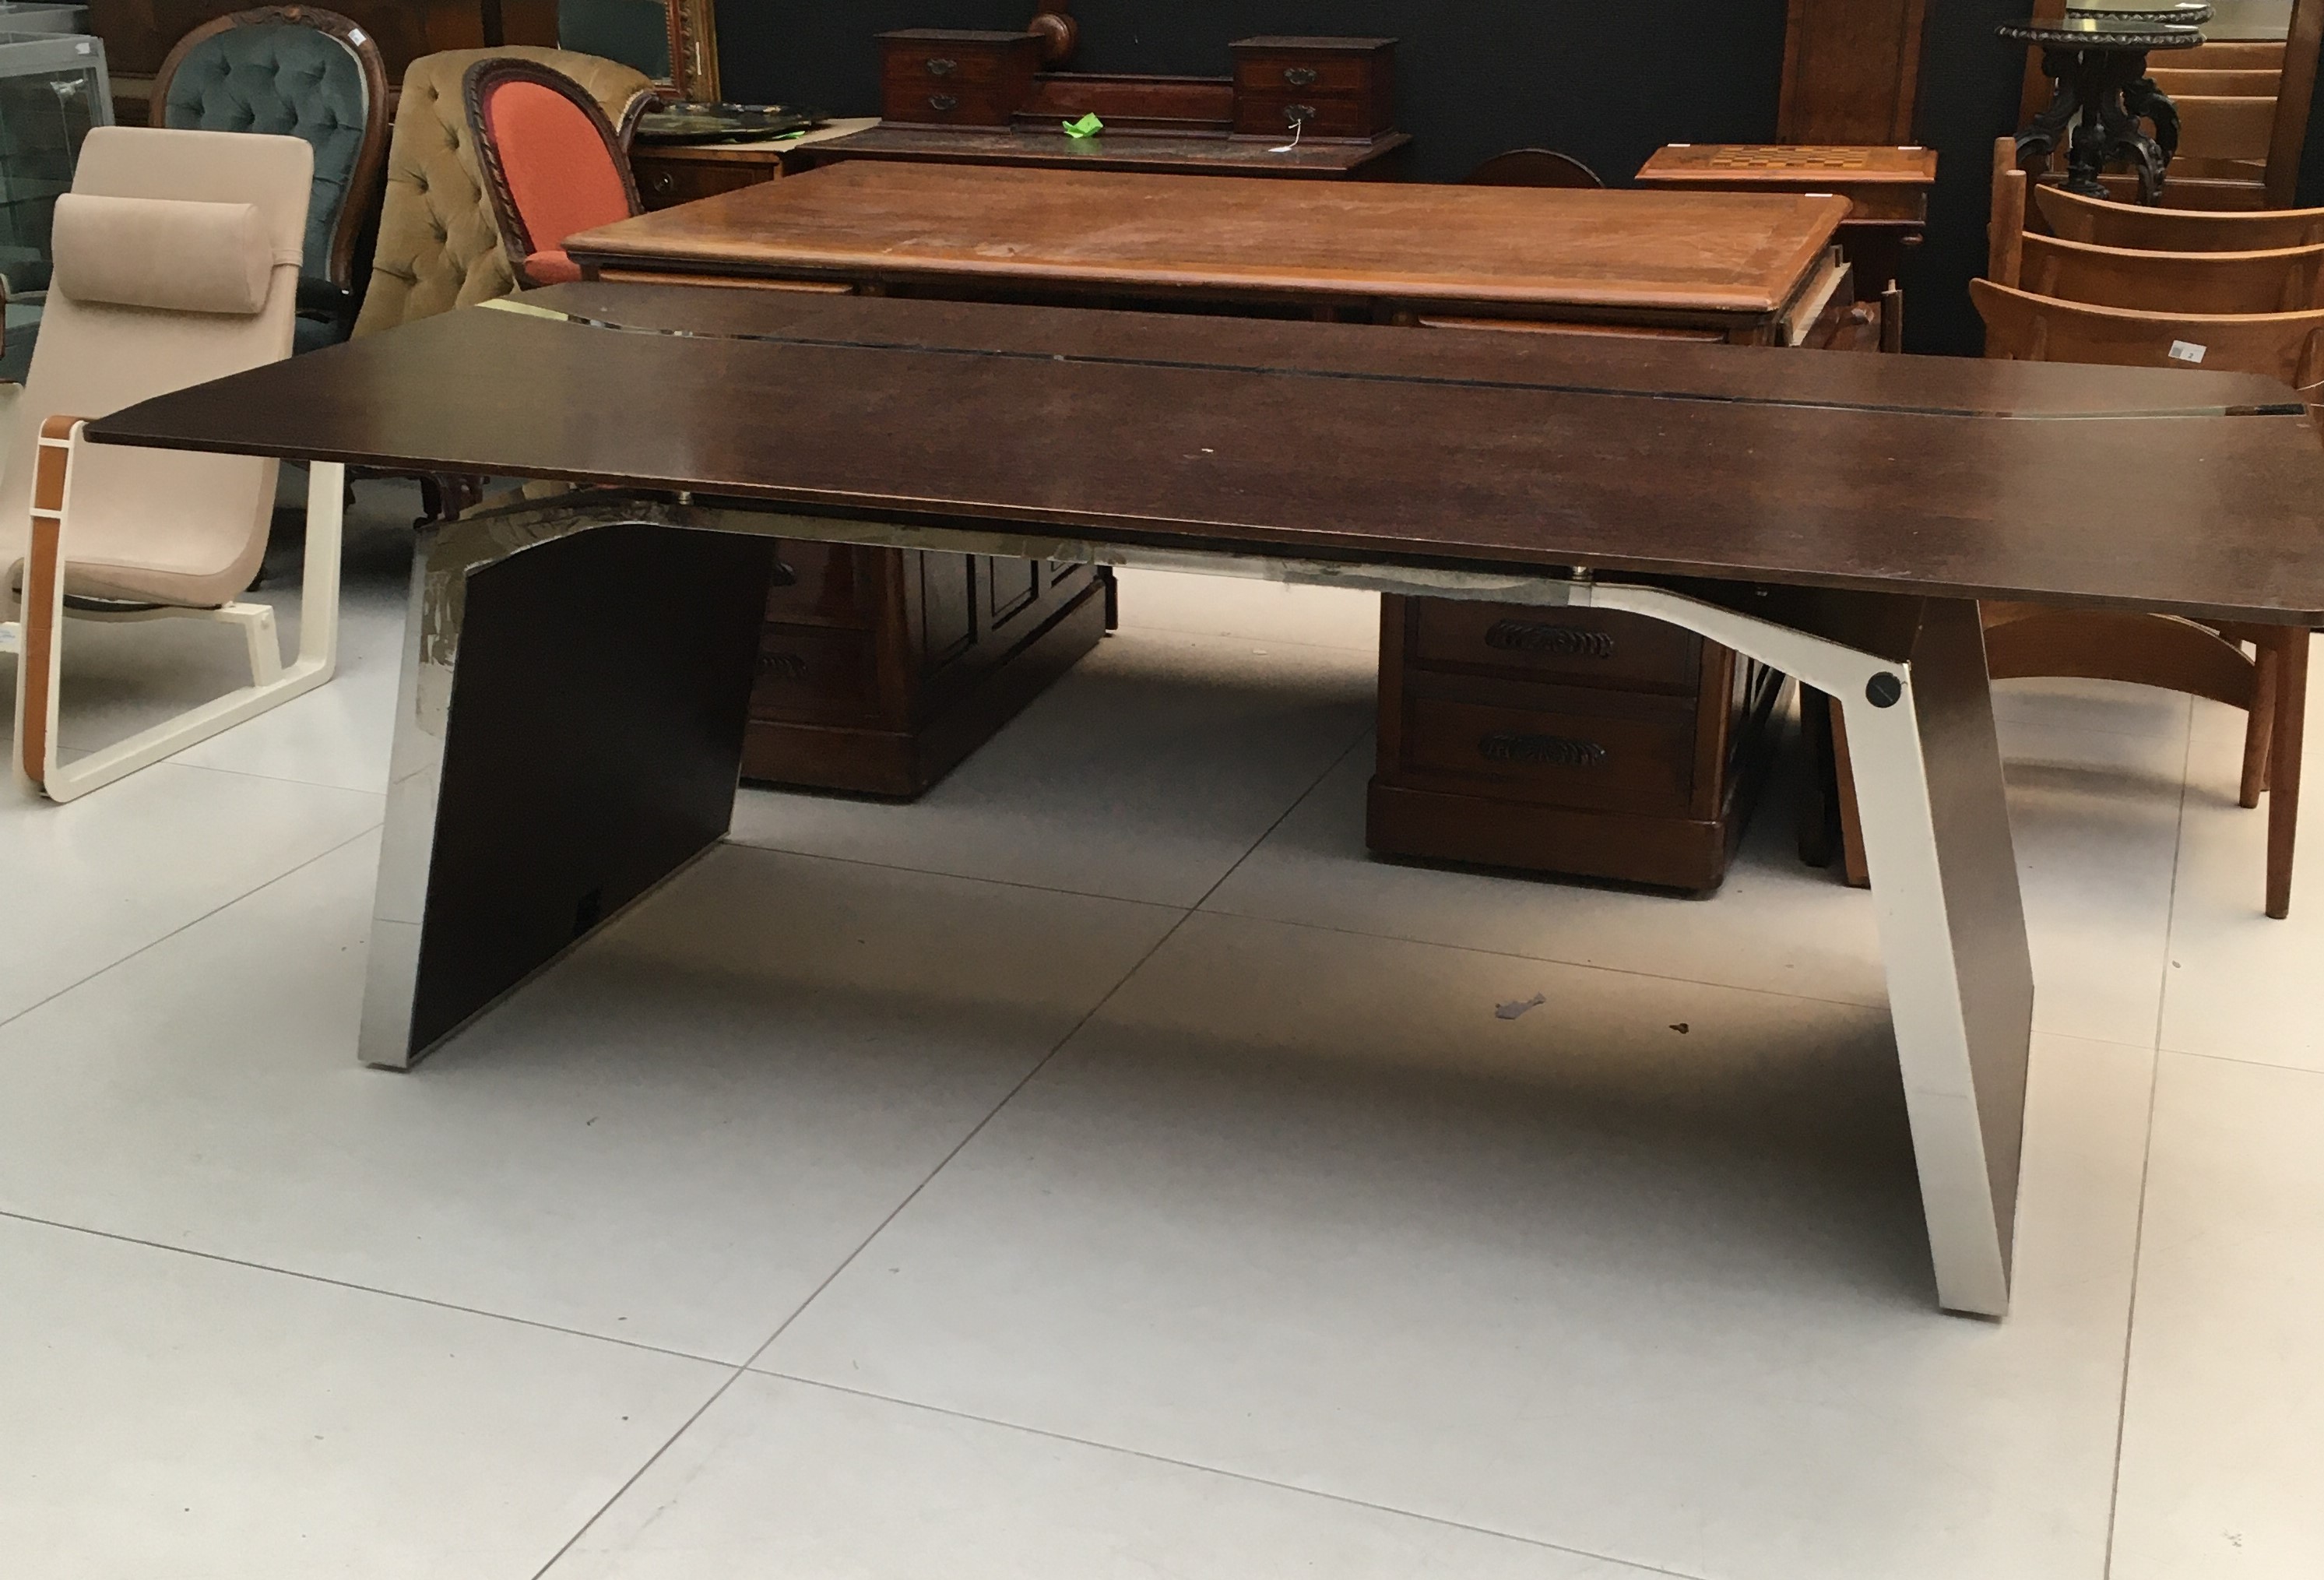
[462,58,645,288]
[2034,182,2324,252]
[1464,149,1605,189]
[2012,232,2324,311]
[151,5,390,350]
[1970,277,2320,917]
[1987,149,2322,352]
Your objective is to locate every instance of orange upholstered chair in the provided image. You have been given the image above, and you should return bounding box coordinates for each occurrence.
[462,58,642,288]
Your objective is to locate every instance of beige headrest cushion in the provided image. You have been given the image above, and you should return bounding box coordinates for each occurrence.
[51,194,296,315]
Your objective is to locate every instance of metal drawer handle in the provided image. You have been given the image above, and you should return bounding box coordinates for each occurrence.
[1282,65,1320,86]
[1283,104,1316,126]
[759,652,808,680]
[1484,621,1615,659]
[926,57,958,76]
[1477,732,1608,769]
[929,93,960,112]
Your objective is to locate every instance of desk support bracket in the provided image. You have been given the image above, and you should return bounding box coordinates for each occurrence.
[364,491,2030,1318]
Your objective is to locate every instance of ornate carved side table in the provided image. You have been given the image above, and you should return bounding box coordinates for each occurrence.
[2002,9,2207,202]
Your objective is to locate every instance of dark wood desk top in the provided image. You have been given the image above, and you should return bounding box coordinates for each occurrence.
[785,124,1412,180]
[567,162,1852,322]
[90,283,2324,624]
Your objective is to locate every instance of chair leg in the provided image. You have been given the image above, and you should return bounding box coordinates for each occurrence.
[2266,629,2308,920]
[1831,695,1872,888]
[25,438,347,803]
[2242,640,2277,809]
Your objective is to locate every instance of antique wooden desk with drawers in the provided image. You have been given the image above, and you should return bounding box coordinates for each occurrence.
[569,162,1865,890]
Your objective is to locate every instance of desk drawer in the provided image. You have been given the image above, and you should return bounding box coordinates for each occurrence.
[751,624,880,726]
[883,82,1023,125]
[1396,691,1699,816]
[632,157,772,212]
[1234,54,1377,96]
[1235,90,1378,141]
[1410,603,1701,693]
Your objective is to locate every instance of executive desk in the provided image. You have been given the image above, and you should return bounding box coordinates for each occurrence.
[89,283,2324,1319]
[570,164,1865,890]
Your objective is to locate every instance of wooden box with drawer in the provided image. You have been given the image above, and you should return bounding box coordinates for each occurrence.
[745,540,1107,796]
[1229,36,1397,142]
[1371,605,1789,892]
[879,29,1045,128]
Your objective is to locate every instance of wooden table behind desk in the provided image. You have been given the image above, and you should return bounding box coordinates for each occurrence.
[566,165,1864,892]
[571,162,1858,341]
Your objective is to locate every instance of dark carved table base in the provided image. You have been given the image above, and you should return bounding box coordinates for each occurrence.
[2002,16,2203,204]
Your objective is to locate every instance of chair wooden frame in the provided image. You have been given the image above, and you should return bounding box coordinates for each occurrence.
[2034,181,2324,252]
[1969,276,2319,917]
[149,6,390,301]
[2013,231,2324,311]
[5,417,346,802]
[462,57,645,290]
[1464,149,1607,189]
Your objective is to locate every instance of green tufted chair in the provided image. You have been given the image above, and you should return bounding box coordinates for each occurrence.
[150,5,389,353]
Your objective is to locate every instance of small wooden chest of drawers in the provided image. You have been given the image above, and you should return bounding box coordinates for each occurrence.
[1370,605,1789,893]
[879,29,1046,127]
[1229,36,1397,142]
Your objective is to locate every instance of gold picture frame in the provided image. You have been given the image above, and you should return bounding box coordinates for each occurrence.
[663,0,720,102]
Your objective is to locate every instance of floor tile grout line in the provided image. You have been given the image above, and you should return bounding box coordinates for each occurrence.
[716,835,1190,913]
[525,732,1364,1575]
[0,1207,730,1367]
[754,1371,1711,1580]
[2155,1043,2324,1079]
[170,755,392,797]
[0,822,383,1039]
[522,903,1213,1578]
[2100,695,2194,1579]
[1194,903,1895,1017]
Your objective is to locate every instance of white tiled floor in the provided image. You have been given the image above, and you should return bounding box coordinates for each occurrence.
[3,491,2320,1577]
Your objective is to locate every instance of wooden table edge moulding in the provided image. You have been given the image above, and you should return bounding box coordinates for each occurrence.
[86,285,2324,1321]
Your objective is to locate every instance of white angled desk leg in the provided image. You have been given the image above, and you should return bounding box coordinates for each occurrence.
[1597,590,2030,1317]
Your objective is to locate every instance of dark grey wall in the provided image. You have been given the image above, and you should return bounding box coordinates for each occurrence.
[711,2,2052,354]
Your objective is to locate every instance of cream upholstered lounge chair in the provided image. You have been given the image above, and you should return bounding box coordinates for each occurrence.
[0,125,345,803]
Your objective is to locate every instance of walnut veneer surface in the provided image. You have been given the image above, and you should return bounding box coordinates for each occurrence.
[95,284,2324,625]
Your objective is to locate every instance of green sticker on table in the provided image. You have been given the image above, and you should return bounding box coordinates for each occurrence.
[1064,113,1104,139]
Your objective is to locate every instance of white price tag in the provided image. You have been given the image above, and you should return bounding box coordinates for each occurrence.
[2168,340,2207,364]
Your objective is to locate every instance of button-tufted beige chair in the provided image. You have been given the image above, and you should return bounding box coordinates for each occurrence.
[353,47,652,338]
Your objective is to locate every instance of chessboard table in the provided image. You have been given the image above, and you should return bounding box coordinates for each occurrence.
[1633,144,1941,301]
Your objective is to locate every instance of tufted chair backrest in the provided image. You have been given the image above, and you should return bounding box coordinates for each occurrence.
[151,7,389,294]
[352,47,652,340]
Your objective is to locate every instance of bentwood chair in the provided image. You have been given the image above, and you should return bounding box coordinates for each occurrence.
[2034,184,2324,252]
[1464,149,1606,189]
[1992,144,2324,315]
[462,58,645,288]
[0,126,345,803]
[152,5,390,350]
[1970,276,2322,917]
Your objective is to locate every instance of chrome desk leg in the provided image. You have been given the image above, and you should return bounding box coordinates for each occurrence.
[1594,591,2030,1317]
[360,506,774,1069]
